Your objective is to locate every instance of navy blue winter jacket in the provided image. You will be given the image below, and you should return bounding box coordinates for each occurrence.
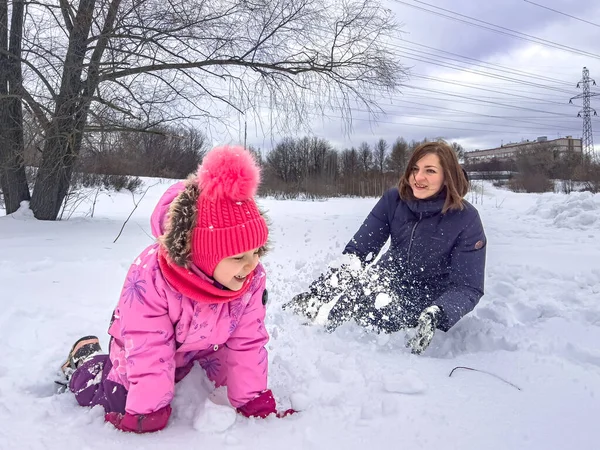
[344,187,486,331]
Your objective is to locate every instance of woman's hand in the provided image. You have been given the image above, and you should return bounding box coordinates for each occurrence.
[406,306,442,354]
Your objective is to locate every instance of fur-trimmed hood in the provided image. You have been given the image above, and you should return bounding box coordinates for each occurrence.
[150,181,188,240]
[151,179,270,269]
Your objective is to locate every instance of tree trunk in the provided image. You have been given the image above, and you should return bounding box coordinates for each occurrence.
[30,0,96,220]
[0,97,29,215]
[0,0,30,215]
[6,0,28,207]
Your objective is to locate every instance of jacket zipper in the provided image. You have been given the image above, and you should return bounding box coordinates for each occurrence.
[407,212,422,265]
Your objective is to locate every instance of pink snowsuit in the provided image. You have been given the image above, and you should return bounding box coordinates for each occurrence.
[69,183,269,416]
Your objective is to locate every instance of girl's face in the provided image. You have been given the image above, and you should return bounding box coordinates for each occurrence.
[409,153,445,200]
[213,248,261,291]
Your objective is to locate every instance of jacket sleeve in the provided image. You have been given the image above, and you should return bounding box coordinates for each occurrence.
[343,188,398,264]
[118,264,176,415]
[433,211,487,331]
[224,273,269,408]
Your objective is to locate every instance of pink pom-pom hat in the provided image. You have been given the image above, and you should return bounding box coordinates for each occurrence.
[191,146,268,276]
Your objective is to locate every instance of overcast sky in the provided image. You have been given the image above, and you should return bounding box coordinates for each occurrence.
[223,0,600,154]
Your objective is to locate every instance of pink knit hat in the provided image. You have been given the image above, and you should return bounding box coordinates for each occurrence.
[190,146,268,276]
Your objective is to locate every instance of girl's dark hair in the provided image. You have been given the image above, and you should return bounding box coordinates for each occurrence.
[398,141,469,213]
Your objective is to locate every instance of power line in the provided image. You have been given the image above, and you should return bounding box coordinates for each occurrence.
[309,8,600,140]
[223,92,583,133]
[168,75,582,134]
[221,92,582,136]
[389,98,580,130]
[277,18,582,92]
[391,0,600,60]
[191,62,582,121]
[298,97,579,132]
[523,0,600,29]
[394,49,576,95]
[225,22,586,126]
[406,0,600,59]
[382,112,576,132]
[315,112,546,135]
[399,91,579,105]
[404,84,576,117]
[308,22,578,94]
[399,40,574,87]
[411,74,574,106]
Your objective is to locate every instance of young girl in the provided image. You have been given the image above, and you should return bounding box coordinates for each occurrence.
[60,146,293,433]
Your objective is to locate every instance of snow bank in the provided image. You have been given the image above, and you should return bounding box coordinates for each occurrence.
[527,191,600,230]
[0,200,35,220]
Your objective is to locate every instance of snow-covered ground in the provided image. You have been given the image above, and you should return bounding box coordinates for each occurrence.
[1,182,599,450]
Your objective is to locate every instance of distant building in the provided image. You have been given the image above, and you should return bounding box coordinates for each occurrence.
[464,136,582,163]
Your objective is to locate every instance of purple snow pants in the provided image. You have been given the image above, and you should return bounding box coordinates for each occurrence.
[69,355,128,414]
[69,354,195,414]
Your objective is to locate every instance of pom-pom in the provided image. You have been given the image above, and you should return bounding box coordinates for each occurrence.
[197,146,260,200]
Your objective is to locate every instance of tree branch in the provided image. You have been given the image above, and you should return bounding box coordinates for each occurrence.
[113,182,157,243]
[30,0,75,36]
[18,86,51,131]
[0,47,58,99]
[101,58,332,82]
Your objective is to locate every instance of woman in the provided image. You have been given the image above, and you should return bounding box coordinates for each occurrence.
[284,141,486,354]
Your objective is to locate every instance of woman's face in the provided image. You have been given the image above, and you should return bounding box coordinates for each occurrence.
[409,153,445,200]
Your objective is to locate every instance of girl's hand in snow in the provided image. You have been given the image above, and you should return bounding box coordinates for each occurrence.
[105,405,172,433]
[237,390,296,419]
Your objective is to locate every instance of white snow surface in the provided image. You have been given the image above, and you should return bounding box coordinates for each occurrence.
[1,182,600,449]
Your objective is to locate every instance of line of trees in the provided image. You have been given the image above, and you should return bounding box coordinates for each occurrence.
[78,125,208,180]
[21,114,209,181]
[258,136,453,197]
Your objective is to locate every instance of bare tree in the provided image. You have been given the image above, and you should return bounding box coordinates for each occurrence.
[304,137,331,179]
[265,137,299,185]
[263,135,337,195]
[386,137,409,173]
[451,142,465,161]
[408,138,429,154]
[373,138,388,174]
[340,147,359,194]
[0,0,406,219]
[323,146,339,183]
[515,143,557,177]
[358,141,372,174]
[509,143,558,193]
[247,145,264,167]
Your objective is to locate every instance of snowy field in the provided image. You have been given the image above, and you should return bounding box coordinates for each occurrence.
[1,181,599,450]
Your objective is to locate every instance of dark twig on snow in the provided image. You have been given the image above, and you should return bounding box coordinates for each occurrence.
[113,183,158,244]
[137,222,155,241]
[449,366,522,391]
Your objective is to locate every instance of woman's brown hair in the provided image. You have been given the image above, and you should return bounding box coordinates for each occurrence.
[398,141,469,213]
